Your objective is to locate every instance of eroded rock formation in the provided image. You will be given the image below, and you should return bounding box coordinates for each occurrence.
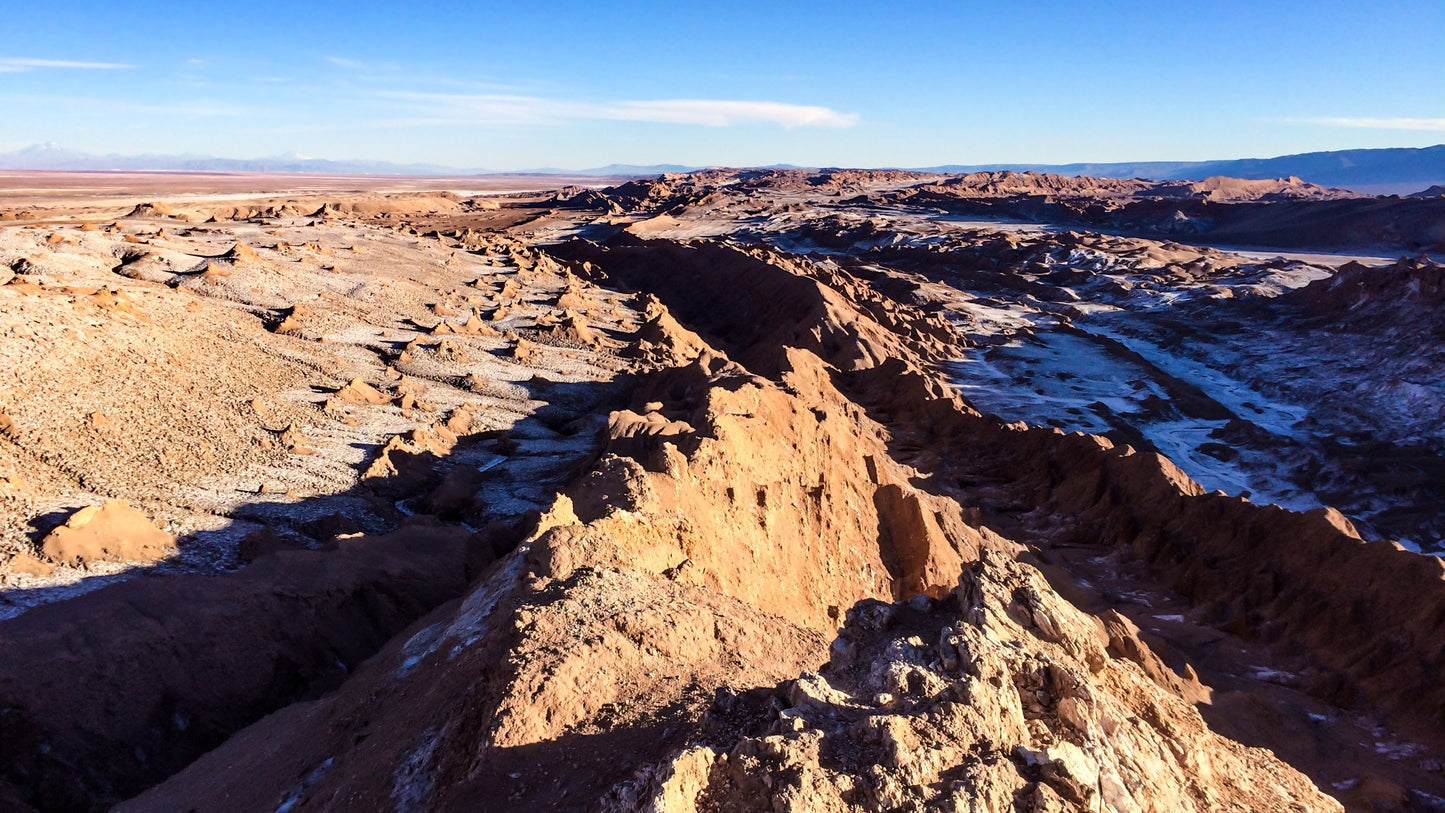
[1,173,1441,812]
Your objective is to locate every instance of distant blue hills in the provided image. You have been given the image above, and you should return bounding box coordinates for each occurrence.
[912,144,1445,196]
[2,142,1441,194]
[0,142,468,177]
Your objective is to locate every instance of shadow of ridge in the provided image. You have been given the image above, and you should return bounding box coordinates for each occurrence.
[1,372,624,605]
[0,374,626,813]
[434,712,692,812]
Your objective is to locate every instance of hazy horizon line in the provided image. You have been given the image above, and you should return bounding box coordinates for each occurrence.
[2,140,1443,177]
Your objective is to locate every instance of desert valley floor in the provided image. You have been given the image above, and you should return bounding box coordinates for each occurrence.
[1,169,1444,812]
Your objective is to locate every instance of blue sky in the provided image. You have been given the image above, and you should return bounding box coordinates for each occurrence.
[0,0,1441,169]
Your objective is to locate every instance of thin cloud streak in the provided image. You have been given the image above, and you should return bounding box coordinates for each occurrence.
[378,91,859,128]
[0,57,133,72]
[1305,117,1445,132]
[610,100,856,128]
[325,56,370,70]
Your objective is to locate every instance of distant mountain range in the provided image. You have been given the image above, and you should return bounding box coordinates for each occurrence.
[0,144,705,179]
[517,163,702,177]
[2,143,1442,194]
[913,145,1445,196]
[0,143,471,176]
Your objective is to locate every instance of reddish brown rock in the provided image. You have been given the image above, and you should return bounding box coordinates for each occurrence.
[40,500,176,566]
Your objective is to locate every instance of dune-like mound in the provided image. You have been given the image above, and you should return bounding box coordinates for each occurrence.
[332,377,389,405]
[110,250,177,283]
[625,212,682,236]
[273,307,308,336]
[537,309,602,347]
[219,240,261,264]
[123,202,184,219]
[554,281,593,310]
[463,197,502,211]
[40,500,175,566]
[454,308,500,336]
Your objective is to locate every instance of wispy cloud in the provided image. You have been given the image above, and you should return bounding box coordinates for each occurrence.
[325,58,532,95]
[0,57,133,73]
[610,100,856,127]
[378,91,859,128]
[1303,117,1445,131]
[326,56,372,70]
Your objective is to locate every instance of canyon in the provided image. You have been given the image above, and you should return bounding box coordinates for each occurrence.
[0,169,1442,812]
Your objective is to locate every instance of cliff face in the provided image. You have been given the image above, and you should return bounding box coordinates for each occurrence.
[2,175,1442,812]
